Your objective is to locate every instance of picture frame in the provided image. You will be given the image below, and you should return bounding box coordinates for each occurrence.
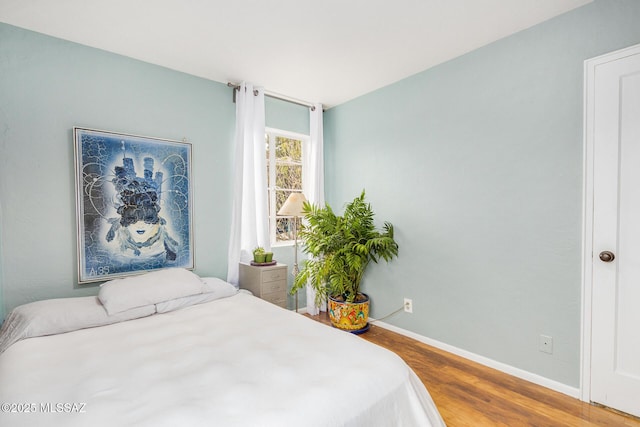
[73,127,194,283]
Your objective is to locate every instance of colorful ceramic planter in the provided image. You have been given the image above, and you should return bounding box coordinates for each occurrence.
[328,293,370,331]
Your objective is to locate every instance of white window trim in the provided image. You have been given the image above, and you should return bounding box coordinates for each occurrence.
[266,127,310,246]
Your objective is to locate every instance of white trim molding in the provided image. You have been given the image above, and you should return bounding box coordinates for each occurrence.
[373,320,581,399]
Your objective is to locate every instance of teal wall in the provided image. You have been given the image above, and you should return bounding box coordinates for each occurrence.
[0,22,235,312]
[265,97,309,135]
[0,23,311,317]
[0,203,4,321]
[323,0,640,387]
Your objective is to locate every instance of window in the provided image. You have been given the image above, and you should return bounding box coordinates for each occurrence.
[266,128,309,245]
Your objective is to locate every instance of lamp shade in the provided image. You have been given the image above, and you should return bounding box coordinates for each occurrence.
[277,192,307,217]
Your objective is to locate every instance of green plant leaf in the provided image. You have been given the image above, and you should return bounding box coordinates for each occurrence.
[291,190,399,303]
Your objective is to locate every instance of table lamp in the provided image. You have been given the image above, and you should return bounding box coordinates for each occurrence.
[277,192,307,312]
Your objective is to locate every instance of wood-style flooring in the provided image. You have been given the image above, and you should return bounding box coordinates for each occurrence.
[307,312,640,427]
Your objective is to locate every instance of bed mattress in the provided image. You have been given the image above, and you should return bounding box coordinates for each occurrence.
[0,292,445,426]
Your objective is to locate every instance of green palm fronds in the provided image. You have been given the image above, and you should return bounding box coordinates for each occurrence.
[292,191,399,305]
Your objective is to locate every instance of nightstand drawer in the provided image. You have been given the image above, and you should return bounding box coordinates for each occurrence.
[238,262,288,309]
[263,292,287,308]
[262,269,286,283]
[262,280,286,294]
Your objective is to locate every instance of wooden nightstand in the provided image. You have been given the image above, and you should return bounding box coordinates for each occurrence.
[239,262,288,308]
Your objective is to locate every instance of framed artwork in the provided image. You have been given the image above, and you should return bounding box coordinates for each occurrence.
[73,127,194,283]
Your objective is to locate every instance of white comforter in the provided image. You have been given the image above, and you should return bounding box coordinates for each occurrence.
[0,292,445,426]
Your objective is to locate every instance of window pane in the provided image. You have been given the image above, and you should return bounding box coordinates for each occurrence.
[276,137,301,163]
[275,164,302,190]
[276,217,297,242]
[267,131,307,244]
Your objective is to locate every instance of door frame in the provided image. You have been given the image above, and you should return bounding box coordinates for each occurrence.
[581,42,640,403]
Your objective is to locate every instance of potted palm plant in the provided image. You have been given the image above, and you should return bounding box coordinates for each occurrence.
[291,191,398,332]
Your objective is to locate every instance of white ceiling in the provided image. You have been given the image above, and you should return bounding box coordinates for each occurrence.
[0,0,592,107]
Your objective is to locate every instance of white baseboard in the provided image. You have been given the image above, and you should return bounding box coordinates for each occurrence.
[371,319,581,399]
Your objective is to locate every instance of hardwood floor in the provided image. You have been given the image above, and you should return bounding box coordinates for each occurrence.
[307,312,640,426]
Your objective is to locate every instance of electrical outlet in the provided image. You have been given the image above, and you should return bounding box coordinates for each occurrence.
[539,334,553,354]
[404,298,413,313]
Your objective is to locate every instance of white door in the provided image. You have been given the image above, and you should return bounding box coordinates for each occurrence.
[587,44,640,417]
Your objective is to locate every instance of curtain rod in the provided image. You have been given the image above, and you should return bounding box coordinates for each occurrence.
[227,82,318,111]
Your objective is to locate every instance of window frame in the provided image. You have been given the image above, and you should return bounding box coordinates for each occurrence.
[266,127,310,247]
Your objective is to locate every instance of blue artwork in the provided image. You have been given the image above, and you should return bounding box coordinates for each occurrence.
[74,128,193,283]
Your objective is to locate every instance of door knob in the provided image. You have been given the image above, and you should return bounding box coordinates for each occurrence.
[599,251,615,262]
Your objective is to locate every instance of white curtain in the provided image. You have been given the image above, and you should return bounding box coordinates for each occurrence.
[302,103,325,314]
[227,82,269,286]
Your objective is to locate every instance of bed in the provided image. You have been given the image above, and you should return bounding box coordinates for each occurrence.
[0,269,445,426]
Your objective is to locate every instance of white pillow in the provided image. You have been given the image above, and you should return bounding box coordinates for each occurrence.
[155,277,238,313]
[0,297,155,354]
[99,268,203,315]
[202,276,239,294]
